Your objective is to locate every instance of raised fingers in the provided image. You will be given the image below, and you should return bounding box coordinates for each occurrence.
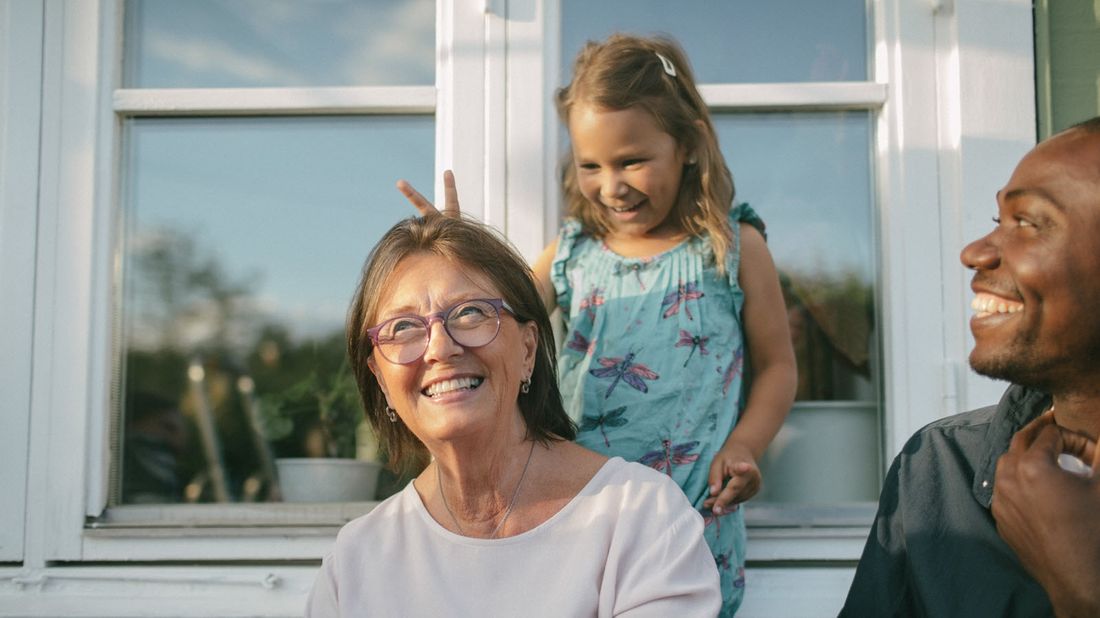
[396,179,440,217]
[395,171,462,218]
[1008,408,1056,452]
[441,170,461,215]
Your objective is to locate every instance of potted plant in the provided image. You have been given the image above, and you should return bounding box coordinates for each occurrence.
[258,362,381,502]
[754,270,881,504]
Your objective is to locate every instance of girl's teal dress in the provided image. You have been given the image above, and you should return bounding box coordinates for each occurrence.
[551,204,764,617]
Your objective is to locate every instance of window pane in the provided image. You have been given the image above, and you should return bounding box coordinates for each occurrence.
[561,0,867,83]
[714,112,880,503]
[717,112,875,403]
[116,116,433,504]
[123,0,435,88]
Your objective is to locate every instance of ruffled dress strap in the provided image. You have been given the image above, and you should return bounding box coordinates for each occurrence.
[549,218,588,311]
[725,202,766,289]
[723,202,767,415]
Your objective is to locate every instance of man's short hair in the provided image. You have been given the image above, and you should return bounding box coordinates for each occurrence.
[1069,115,1100,133]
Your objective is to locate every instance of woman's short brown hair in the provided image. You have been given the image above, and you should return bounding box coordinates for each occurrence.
[347,215,575,474]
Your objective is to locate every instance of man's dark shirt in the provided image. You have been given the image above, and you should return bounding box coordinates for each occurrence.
[841,385,1054,617]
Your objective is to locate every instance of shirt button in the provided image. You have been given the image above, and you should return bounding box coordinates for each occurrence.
[981,480,989,488]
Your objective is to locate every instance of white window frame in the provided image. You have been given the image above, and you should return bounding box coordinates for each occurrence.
[4,0,1035,614]
[505,0,893,563]
[500,0,1035,568]
[0,0,43,564]
[25,0,501,564]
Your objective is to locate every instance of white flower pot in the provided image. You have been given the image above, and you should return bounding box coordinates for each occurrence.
[275,458,381,503]
[756,401,880,504]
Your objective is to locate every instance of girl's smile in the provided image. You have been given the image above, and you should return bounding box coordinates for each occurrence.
[569,103,688,247]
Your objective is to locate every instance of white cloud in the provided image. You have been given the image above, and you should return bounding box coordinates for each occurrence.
[148,32,308,86]
[334,2,435,85]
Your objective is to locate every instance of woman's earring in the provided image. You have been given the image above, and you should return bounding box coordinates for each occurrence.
[386,406,397,423]
[520,376,532,394]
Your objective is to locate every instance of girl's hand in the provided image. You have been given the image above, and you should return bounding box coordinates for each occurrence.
[396,169,462,218]
[703,442,762,514]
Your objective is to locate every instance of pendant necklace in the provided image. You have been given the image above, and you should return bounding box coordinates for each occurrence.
[437,440,536,538]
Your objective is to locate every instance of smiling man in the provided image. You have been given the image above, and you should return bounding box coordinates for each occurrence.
[841,118,1100,617]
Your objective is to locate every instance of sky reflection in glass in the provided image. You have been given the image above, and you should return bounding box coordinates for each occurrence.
[123,0,435,87]
[561,0,867,83]
[122,116,433,350]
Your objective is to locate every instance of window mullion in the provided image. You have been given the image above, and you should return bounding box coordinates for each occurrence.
[113,86,436,117]
[0,0,46,564]
[701,82,887,111]
[435,0,487,219]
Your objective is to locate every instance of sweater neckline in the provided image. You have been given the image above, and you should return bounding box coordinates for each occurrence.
[408,456,627,544]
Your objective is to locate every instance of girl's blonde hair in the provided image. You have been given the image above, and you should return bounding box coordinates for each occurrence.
[556,33,736,272]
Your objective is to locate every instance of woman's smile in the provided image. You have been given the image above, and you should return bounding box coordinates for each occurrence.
[422,375,485,398]
[368,252,538,444]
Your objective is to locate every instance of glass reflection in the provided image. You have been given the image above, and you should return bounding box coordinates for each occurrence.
[117,116,432,504]
[123,0,435,88]
[715,112,875,403]
[561,0,867,83]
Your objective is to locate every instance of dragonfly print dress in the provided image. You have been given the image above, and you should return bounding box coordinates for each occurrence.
[551,204,764,616]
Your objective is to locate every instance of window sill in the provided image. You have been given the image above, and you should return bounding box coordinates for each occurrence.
[79,501,874,562]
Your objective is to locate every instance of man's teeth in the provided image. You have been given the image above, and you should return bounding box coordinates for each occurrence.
[971,295,1023,315]
[424,377,484,397]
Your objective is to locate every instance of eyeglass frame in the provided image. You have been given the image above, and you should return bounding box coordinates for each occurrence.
[365,297,517,365]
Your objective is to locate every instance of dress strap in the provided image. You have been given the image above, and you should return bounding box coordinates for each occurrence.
[549,218,588,311]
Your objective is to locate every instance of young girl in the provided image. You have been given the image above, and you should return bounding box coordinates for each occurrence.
[401,34,796,616]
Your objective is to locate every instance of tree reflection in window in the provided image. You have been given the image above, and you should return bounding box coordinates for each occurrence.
[119,227,367,504]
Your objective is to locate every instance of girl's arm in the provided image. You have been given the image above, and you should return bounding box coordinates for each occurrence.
[705,223,797,513]
[530,241,560,316]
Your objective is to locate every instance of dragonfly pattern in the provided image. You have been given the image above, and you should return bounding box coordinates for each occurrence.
[638,439,700,476]
[718,347,744,396]
[675,329,710,367]
[578,406,628,448]
[566,330,595,355]
[578,286,605,322]
[589,351,659,398]
[699,503,738,536]
[613,260,650,290]
[661,280,704,320]
[733,567,746,589]
[714,550,732,571]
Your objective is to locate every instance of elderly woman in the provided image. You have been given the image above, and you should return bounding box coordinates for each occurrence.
[306,215,719,617]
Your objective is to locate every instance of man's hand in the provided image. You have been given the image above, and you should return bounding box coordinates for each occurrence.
[396,169,461,218]
[703,441,762,514]
[992,410,1100,617]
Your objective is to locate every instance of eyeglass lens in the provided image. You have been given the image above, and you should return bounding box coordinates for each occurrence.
[374,299,502,364]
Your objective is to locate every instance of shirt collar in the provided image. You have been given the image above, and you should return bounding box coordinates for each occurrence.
[972,384,1051,508]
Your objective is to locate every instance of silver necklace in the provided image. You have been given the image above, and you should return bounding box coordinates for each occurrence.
[436,440,536,538]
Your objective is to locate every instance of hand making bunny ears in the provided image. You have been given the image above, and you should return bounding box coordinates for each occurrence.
[396,169,462,218]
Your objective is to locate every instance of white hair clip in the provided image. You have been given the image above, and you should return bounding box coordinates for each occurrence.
[655,52,677,77]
